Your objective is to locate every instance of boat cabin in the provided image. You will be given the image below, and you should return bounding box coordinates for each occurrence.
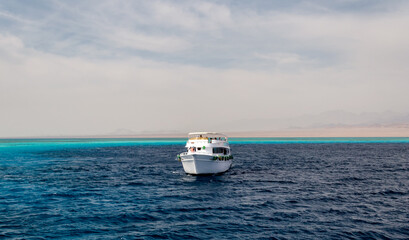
[185,132,231,156]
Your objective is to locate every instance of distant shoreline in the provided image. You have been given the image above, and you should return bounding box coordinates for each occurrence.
[2,126,409,139]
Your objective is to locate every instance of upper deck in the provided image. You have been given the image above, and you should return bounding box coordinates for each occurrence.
[184,132,231,155]
[188,132,228,141]
[185,132,229,148]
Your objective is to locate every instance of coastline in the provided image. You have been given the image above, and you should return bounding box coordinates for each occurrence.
[226,126,409,138]
[2,126,409,139]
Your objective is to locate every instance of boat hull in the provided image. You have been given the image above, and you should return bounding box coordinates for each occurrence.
[180,154,232,175]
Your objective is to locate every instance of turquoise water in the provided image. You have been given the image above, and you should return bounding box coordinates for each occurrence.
[2,137,409,150]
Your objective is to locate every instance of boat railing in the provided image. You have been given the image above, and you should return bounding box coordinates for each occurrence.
[209,138,227,143]
[189,138,227,142]
[189,137,208,140]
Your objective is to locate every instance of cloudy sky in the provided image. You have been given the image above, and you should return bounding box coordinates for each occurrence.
[1,0,409,137]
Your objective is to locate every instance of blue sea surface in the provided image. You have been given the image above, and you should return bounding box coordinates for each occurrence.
[1,138,409,239]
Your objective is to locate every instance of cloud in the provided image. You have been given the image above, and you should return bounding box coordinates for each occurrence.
[0,33,284,136]
[1,1,409,137]
[109,30,190,53]
[148,0,232,30]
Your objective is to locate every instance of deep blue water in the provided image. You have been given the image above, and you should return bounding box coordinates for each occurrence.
[1,138,409,239]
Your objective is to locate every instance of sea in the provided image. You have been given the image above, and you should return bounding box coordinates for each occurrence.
[1,138,409,239]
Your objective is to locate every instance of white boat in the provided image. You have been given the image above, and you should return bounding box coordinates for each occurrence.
[177,132,233,175]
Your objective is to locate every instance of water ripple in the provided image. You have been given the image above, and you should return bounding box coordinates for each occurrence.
[1,143,409,239]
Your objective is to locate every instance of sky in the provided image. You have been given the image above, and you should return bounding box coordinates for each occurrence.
[1,0,409,137]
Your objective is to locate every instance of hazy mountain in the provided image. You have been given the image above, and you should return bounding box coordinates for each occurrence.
[212,110,409,132]
[107,128,139,136]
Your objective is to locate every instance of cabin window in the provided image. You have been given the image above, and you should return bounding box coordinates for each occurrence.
[213,147,228,154]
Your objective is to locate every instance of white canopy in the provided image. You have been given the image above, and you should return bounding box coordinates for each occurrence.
[188,132,227,137]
